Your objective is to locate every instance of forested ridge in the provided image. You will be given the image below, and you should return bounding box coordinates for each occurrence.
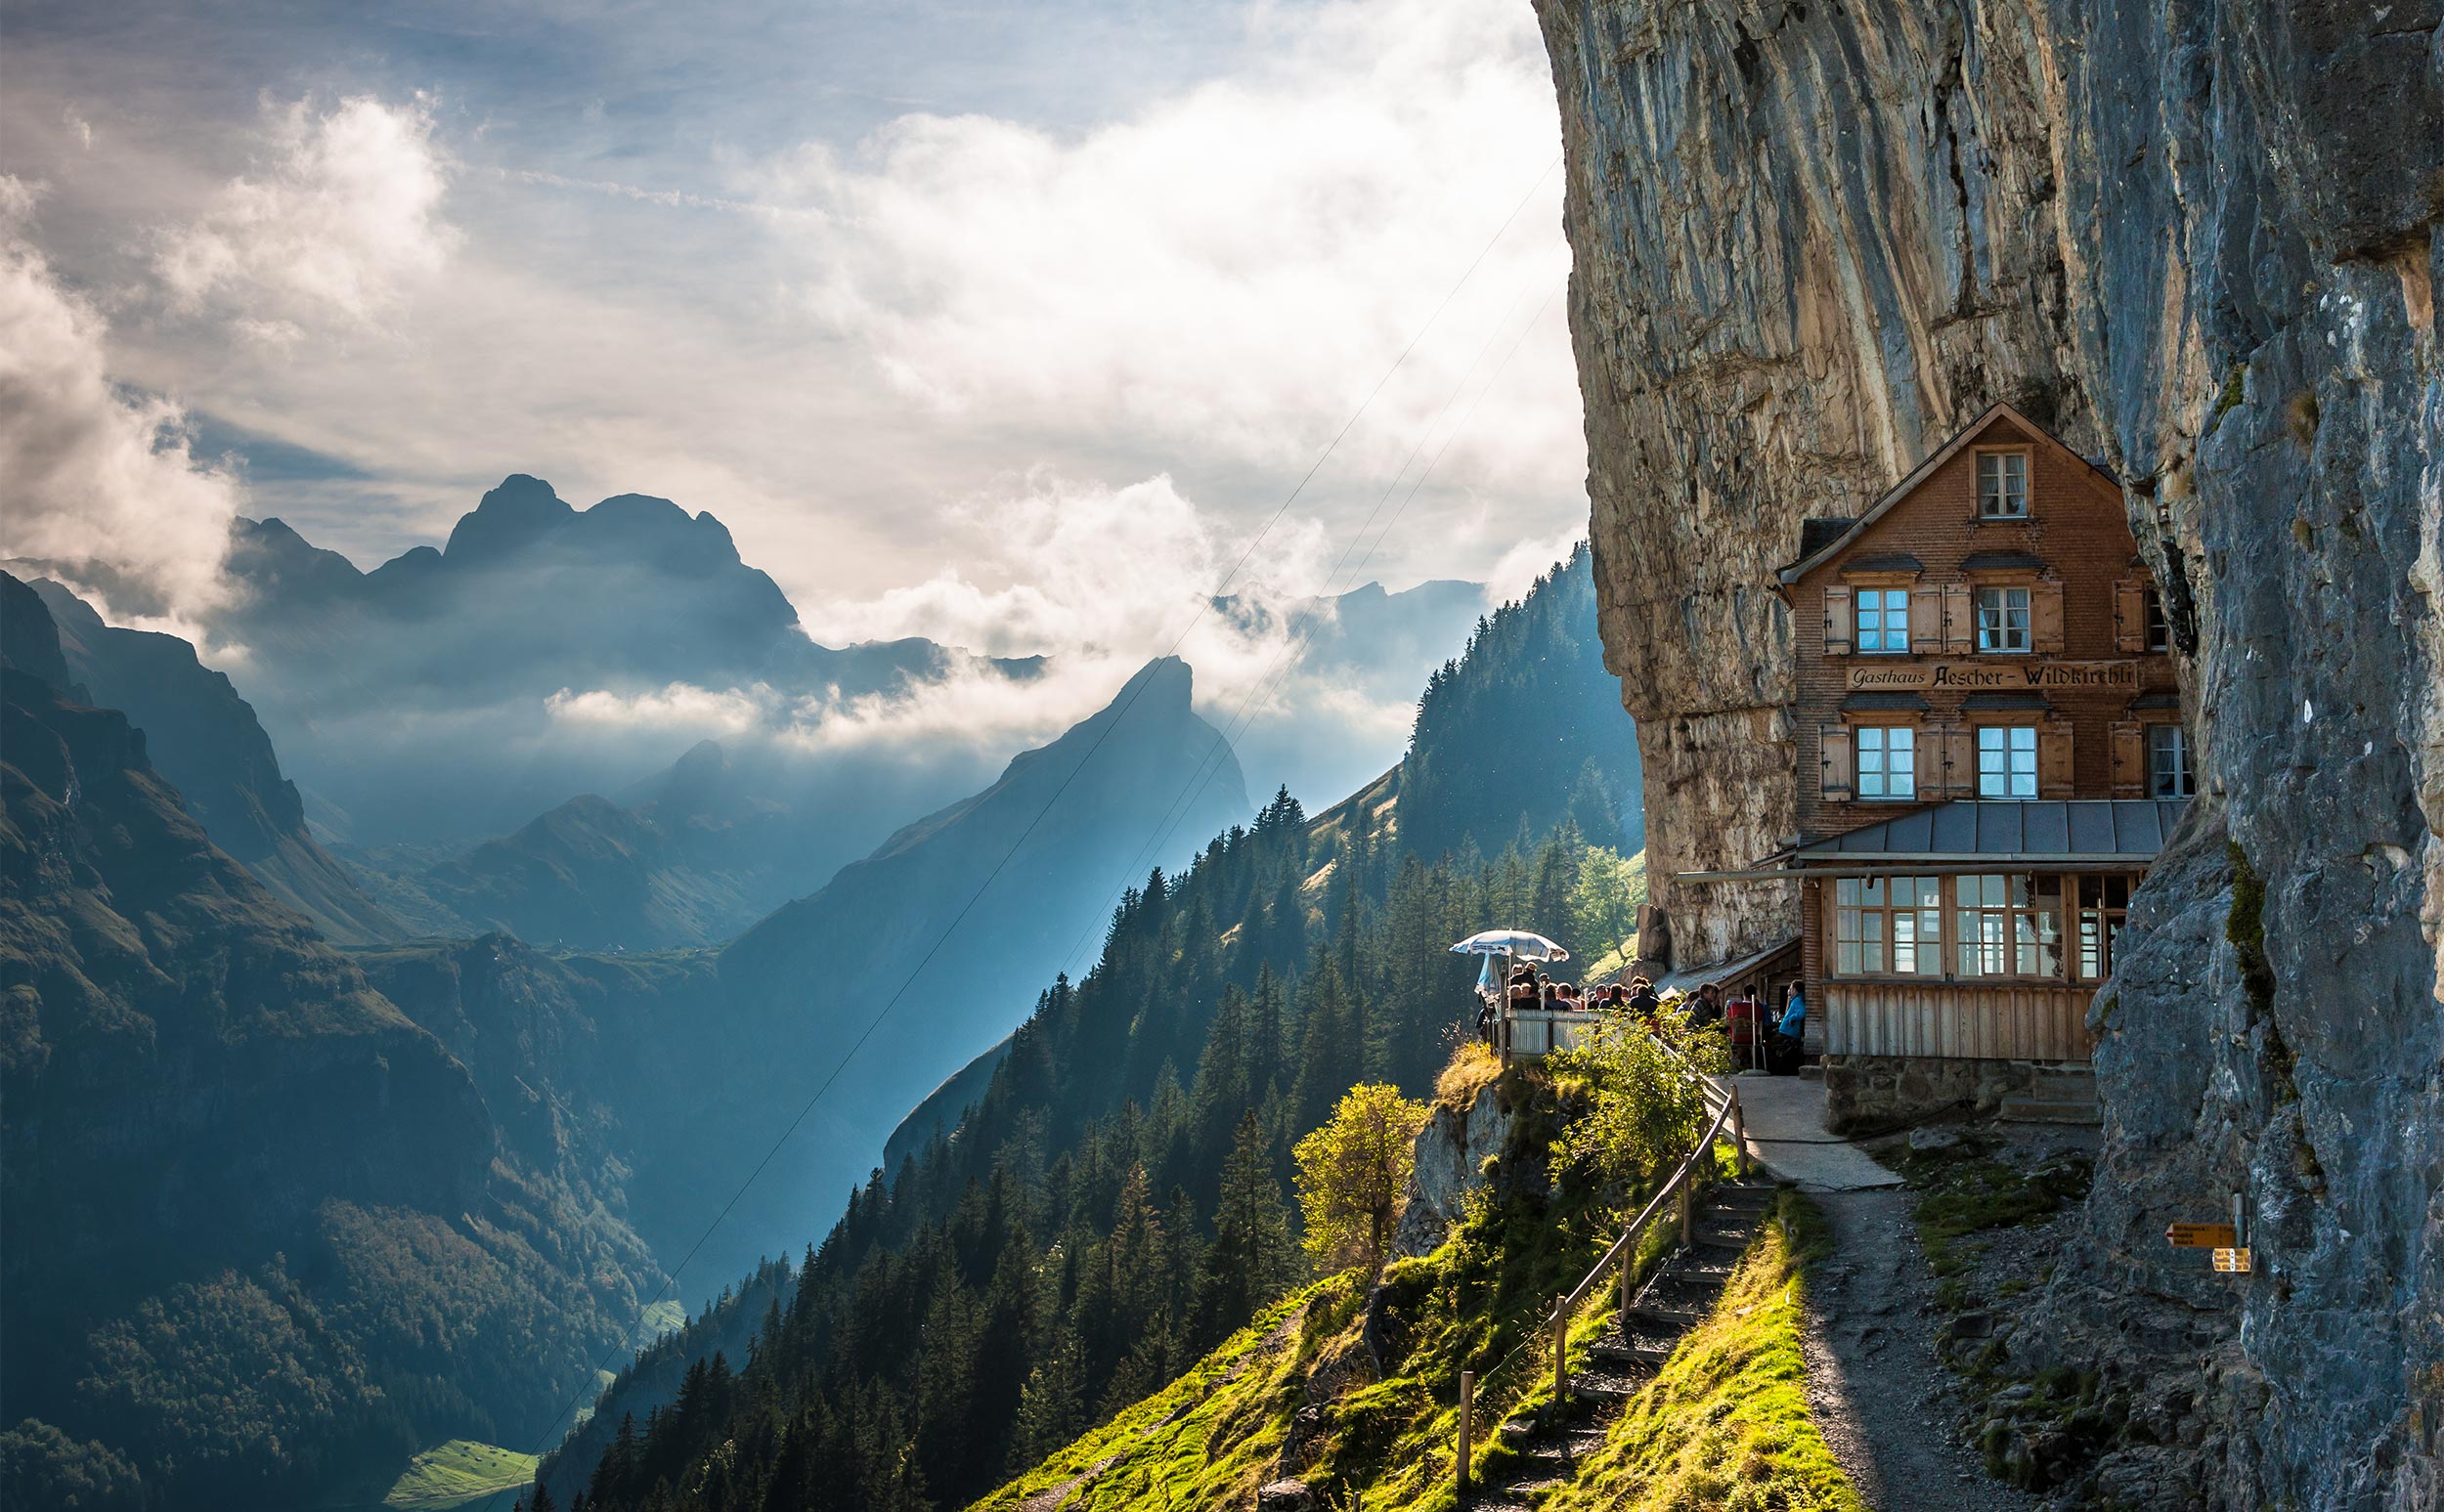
[534,549,1643,1512]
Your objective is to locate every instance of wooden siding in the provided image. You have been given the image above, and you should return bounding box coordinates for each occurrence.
[1823,981,2096,1062]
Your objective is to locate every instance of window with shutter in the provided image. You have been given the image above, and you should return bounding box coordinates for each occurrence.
[1856,724,1916,799]
[1823,585,1855,655]
[1819,724,1855,801]
[1854,588,1911,653]
[1976,452,2031,518]
[2109,720,2146,798]
[2030,582,2066,654]
[1976,725,2039,799]
[2037,721,2074,799]
[2114,579,2149,653]
[1974,586,2032,653]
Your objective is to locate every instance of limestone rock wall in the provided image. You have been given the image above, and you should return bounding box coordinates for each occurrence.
[1530,1,2442,1506]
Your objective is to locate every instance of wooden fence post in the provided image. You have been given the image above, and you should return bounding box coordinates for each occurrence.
[1729,1089,1750,1177]
[1457,1368,1473,1495]
[1678,1176,1693,1249]
[1552,1306,1569,1402]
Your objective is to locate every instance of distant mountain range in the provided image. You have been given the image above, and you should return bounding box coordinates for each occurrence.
[6,477,1490,954]
[196,476,1033,849]
[2,569,1251,1508]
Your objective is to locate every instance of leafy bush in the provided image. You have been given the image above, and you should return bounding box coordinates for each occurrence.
[1544,1012,1725,1191]
[1294,1084,1432,1274]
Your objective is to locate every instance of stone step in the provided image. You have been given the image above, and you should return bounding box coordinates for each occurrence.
[1590,1334,1675,1366]
[1628,1301,1704,1329]
[1665,1255,1738,1281]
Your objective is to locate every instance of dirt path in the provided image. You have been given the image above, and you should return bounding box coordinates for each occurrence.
[1803,1188,2042,1512]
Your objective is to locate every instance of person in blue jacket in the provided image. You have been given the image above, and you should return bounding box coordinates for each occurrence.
[1768,983,1808,1073]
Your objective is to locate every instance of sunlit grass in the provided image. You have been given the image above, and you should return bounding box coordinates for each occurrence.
[382,1440,538,1510]
[1540,1192,1868,1512]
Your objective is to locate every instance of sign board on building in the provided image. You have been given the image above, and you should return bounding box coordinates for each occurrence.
[1847,660,2142,693]
[2164,1223,2239,1249]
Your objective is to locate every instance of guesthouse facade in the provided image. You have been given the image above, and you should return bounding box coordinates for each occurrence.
[1768,403,2190,1128]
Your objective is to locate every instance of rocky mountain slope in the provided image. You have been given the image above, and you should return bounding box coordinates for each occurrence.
[1532,4,2440,1505]
[188,477,1027,846]
[22,575,402,944]
[0,587,653,1510]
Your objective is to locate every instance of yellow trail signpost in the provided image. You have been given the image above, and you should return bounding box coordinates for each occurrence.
[2165,1223,2238,1249]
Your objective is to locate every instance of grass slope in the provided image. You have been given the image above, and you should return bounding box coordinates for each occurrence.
[970,1062,1863,1512]
[968,1292,1316,1511]
[381,1440,540,1510]
[1542,1191,1866,1512]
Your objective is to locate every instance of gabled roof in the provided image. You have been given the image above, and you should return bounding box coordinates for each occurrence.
[1778,402,2119,584]
[1792,799,2188,864]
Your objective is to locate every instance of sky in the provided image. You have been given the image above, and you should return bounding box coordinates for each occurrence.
[0,0,1587,659]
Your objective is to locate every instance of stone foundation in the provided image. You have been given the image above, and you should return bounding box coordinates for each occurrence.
[1822,1055,2039,1136]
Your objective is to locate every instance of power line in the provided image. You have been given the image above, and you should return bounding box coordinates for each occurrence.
[504,151,1568,1480]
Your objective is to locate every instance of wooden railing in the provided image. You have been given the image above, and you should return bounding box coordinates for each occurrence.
[1451,1045,1749,1495]
[1547,1077,1745,1401]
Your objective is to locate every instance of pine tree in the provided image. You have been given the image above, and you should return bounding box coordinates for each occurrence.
[1197,1110,1295,1339]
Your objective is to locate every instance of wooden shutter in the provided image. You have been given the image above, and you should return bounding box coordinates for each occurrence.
[2031,582,2067,654]
[1915,725,1947,797]
[1936,722,1975,796]
[2110,720,2146,797]
[1909,586,1944,654]
[1818,724,1854,801]
[2037,721,2074,799]
[1822,586,1854,655]
[2114,578,2149,653]
[1941,583,1974,653]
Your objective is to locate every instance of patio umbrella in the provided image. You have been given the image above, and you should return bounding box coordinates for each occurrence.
[1450,929,1568,962]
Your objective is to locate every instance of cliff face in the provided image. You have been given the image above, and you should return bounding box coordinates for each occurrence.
[1531,3,2441,1507]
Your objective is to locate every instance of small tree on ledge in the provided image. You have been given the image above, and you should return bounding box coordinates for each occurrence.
[1293,1083,1431,1276]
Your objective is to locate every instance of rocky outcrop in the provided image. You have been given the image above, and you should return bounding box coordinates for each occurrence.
[24,575,402,944]
[1532,3,2441,1506]
[1393,1080,1512,1259]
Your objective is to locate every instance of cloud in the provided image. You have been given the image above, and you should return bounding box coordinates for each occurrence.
[155,95,457,335]
[0,177,241,626]
[753,0,1580,497]
[1482,522,1589,608]
[543,681,774,738]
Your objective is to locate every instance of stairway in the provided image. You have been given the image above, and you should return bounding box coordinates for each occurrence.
[1996,1063,2101,1124]
[1464,1176,1778,1509]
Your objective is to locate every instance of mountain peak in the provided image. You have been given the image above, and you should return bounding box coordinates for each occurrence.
[444,475,577,560]
[1114,654,1195,709]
